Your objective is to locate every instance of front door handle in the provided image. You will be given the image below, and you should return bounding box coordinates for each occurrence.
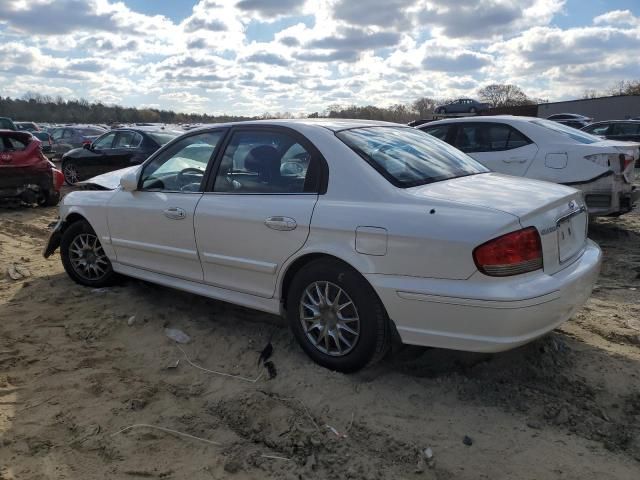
[265,216,297,231]
[164,207,186,220]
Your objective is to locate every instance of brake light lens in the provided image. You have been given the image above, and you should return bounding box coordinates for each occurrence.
[473,227,542,277]
[52,168,64,190]
[619,153,634,172]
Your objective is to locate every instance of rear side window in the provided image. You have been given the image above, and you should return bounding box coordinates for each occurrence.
[531,119,600,144]
[421,125,450,141]
[148,132,181,146]
[611,123,640,135]
[212,129,319,194]
[0,118,15,130]
[114,131,143,148]
[336,127,488,188]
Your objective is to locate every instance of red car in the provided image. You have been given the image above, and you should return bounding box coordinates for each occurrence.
[0,130,64,206]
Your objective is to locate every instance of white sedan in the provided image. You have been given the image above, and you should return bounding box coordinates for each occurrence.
[419,116,639,216]
[44,120,601,372]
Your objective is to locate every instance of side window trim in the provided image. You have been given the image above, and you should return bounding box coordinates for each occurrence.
[203,125,329,195]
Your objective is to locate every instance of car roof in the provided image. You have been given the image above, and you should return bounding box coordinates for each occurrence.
[188,118,407,133]
[420,115,541,126]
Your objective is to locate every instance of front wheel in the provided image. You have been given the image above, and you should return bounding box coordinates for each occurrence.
[60,220,118,287]
[287,259,390,372]
[62,161,80,186]
[38,190,60,207]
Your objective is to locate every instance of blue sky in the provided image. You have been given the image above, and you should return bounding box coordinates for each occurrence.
[0,1,639,116]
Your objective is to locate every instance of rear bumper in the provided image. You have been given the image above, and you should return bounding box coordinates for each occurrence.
[0,167,55,199]
[366,240,601,352]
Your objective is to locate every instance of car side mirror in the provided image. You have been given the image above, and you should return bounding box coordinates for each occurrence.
[120,169,140,192]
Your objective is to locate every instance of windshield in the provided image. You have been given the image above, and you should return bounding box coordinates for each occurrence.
[336,126,489,188]
[148,132,181,145]
[530,119,601,144]
[0,118,16,130]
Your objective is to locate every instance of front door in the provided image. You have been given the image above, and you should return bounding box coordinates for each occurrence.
[452,122,538,177]
[194,127,323,298]
[107,130,226,281]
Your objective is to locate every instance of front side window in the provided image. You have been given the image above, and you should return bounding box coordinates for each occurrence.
[454,124,530,153]
[212,130,318,194]
[421,125,450,141]
[336,127,488,188]
[584,124,610,136]
[93,132,116,149]
[141,131,224,192]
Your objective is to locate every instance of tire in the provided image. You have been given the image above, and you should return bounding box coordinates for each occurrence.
[286,259,390,372]
[60,220,118,287]
[62,161,80,186]
[39,190,61,207]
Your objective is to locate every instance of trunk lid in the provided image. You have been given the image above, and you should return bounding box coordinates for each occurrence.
[407,172,588,274]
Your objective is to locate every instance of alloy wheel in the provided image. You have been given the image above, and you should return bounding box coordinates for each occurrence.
[64,163,79,184]
[299,281,360,356]
[68,233,109,281]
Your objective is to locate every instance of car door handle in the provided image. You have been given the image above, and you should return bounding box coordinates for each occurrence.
[164,207,186,220]
[504,157,528,163]
[265,216,297,231]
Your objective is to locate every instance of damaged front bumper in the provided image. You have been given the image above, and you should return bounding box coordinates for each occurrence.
[43,219,64,258]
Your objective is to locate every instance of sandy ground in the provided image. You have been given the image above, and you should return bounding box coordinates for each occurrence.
[0,196,639,479]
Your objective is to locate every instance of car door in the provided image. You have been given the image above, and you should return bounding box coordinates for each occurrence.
[82,132,117,178]
[194,126,324,298]
[452,122,538,176]
[107,130,226,281]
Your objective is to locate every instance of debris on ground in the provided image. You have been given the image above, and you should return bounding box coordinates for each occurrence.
[164,327,191,344]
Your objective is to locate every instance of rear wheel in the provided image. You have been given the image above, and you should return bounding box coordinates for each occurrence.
[60,220,118,287]
[62,161,79,186]
[287,259,390,372]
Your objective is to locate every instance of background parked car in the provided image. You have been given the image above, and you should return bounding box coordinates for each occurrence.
[31,131,55,158]
[15,121,40,132]
[0,117,17,130]
[435,98,490,115]
[581,120,640,142]
[61,128,180,185]
[0,130,63,206]
[419,116,638,216]
[49,125,107,160]
[546,113,593,129]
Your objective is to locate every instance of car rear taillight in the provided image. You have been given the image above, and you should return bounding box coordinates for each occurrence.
[52,168,64,190]
[82,139,92,146]
[619,153,634,172]
[473,227,542,277]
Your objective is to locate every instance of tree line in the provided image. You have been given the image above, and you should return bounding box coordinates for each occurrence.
[1,81,637,126]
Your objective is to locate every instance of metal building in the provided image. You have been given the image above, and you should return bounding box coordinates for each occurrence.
[536,95,640,121]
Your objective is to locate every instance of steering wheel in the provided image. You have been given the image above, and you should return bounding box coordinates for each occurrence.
[177,167,204,191]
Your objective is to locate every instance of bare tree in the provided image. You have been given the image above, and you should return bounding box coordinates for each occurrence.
[477,84,533,107]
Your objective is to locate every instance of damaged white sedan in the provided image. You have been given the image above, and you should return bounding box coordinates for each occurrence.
[420,116,639,216]
[44,120,601,372]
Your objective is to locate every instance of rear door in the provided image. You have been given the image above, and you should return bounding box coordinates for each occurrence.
[109,131,145,172]
[83,132,116,178]
[194,126,324,298]
[452,122,538,176]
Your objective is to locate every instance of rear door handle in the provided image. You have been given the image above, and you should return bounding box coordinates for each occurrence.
[504,157,528,163]
[164,207,186,220]
[265,216,297,231]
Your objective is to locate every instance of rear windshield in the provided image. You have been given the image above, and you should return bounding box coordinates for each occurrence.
[530,119,600,144]
[32,132,50,141]
[148,131,181,146]
[336,126,489,188]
